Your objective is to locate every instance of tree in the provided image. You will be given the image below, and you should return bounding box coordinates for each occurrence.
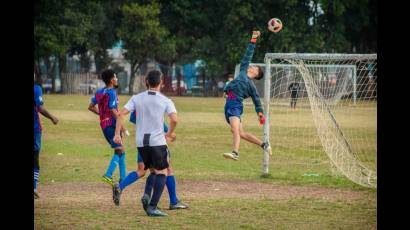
[117,1,175,95]
[34,0,94,92]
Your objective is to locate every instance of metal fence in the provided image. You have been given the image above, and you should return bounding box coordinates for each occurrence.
[60,72,103,95]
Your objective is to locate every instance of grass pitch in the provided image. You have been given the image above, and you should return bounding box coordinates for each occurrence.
[35,95,376,229]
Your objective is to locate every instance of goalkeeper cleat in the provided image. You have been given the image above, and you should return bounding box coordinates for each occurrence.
[263,142,272,156]
[223,152,239,161]
[146,206,168,217]
[102,175,114,186]
[112,183,122,206]
[141,194,151,214]
[169,200,189,210]
[34,189,40,199]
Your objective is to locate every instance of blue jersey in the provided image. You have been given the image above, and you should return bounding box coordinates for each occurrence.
[91,88,118,129]
[224,43,263,114]
[34,84,44,132]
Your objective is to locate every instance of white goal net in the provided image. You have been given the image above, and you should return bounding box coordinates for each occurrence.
[253,53,376,188]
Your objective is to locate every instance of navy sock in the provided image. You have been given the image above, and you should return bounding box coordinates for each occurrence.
[119,171,138,190]
[144,173,155,197]
[149,174,166,208]
[118,152,126,181]
[166,175,178,205]
[105,153,119,178]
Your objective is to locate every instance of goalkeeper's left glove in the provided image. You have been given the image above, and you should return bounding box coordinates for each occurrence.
[250,31,261,43]
[258,112,265,125]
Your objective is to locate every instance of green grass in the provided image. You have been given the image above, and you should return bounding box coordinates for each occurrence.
[35,95,376,229]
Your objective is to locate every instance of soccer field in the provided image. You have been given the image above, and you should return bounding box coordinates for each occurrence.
[34,95,376,229]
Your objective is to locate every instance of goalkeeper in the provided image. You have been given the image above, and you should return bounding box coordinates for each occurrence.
[223,30,272,161]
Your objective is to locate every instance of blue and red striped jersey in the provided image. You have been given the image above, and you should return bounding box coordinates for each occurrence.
[91,88,118,129]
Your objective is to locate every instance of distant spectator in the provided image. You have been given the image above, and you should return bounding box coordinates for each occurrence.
[217,80,225,97]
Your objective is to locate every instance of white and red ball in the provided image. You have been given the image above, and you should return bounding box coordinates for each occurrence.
[268,18,283,33]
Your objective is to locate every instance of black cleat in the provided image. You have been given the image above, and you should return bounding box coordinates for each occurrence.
[112,183,122,206]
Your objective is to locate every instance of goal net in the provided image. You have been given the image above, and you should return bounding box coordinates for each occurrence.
[248,53,376,188]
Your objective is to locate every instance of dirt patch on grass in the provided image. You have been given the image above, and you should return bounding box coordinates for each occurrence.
[36,179,368,204]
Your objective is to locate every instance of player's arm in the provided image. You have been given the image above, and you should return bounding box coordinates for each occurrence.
[113,108,130,144]
[249,83,265,125]
[165,99,177,142]
[114,97,135,144]
[38,105,59,125]
[166,112,177,142]
[238,31,261,78]
[34,86,58,125]
[88,96,99,115]
[88,103,99,115]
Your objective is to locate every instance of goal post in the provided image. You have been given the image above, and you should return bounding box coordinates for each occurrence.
[259,53,377,188]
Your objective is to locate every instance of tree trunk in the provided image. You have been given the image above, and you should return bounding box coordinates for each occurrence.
[34,59,41,85]
[202,71,206,97]
[128,60,142,95]
[44,56,56,93]
[176,65,182,96]
[58,54,66,94]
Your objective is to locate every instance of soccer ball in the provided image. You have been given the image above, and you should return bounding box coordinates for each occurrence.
[268,18,283,33]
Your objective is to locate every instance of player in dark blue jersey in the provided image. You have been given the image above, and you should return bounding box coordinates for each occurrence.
[223,31,272,161]
[88,69,128,186]
[34,75,59,199]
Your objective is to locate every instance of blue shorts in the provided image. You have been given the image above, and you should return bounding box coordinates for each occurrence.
[34,130,42,152]
[137,148,171,163]
[224,99,243,124]
[103,126,122,149]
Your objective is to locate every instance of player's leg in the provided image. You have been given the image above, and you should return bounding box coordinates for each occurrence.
[115,146,127,183]
[223,116,241,160]
[102,127,120,185]
[146,146,169,216]
[113,149,147,206]
[118,149,146,191]
[238,122,263,146]
[239,122,272,156]
[167,163,189,210]
[294,97,298,108]
[34,130,41,199]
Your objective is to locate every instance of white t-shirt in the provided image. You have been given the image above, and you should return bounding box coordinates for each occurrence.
[124,90,176,147]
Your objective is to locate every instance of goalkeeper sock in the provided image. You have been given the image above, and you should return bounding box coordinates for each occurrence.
[166,175,178,205]
[105,153,119,178]
[119,171,139,191]
[118,152,126,181]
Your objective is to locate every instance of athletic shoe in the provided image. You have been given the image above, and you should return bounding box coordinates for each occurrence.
[169,200,189,210]
[263,142,272,156]
[34,189,40,199]
[112,183,122,206]
[223,152,239,160]
[102,175,114,186]
[146,206,168,217]
[141,194,150,214]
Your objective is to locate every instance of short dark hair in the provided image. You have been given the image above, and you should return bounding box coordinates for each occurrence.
[255,66,264,80]
[101,69,116,85]
[146,70,162,87]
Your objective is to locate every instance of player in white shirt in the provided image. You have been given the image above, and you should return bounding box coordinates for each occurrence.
[113,70,179,217]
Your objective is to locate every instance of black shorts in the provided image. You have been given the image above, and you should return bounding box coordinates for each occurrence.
[138,145,170,170]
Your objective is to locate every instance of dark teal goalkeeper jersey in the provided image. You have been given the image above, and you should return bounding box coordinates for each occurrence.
[224,43,263,114]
